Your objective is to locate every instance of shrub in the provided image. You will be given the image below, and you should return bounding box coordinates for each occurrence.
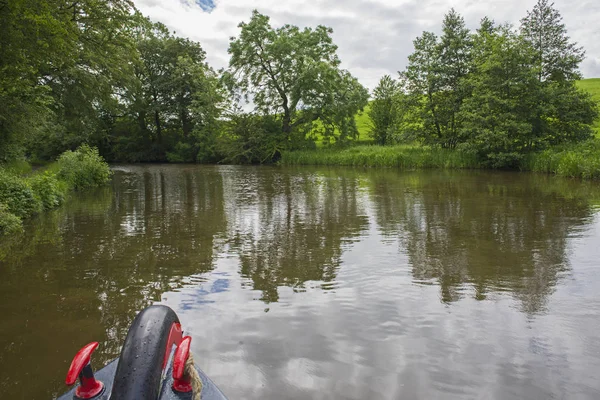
[0,169,41,218]
[0,203,23,235]
[167,142,196,163]
[29,171,68,210]
[57,145,112,190]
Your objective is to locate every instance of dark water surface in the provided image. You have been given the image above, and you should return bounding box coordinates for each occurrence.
[1,165,600,399]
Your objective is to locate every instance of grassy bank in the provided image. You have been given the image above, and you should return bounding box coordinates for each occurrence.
[0,145,112,235]
[524,140,600,179]
[281,145,482,169]
[281,140,600,180]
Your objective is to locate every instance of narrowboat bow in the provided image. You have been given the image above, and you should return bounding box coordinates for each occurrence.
[58,305,227,400]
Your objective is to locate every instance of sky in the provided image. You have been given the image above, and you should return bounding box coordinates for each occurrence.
[132,0,600,90]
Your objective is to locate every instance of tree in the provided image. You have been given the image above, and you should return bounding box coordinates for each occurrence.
[436,9,473,147]
[226,10,368,152]
[400,9,473,148]
[518,0,596,147]
[0,0,138,161]
[520,0,584,83]
[459,19,596,167]
[459,25,540,167]
[369,75,400,145]
[106,20,223,162]
[400,31,443,145]
[34,0,138,160]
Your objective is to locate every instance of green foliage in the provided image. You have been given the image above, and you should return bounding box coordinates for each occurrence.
[0,169,41,218]
[226,10,368,149]
[57,145,112,190]
[520,0,584,83]
[0,0,138,162]
[109,21,224,163]
[369,76,400,145]
[29,171,68,209]
[217,113,302,164]
[400,9,472,148]
[281,145,481,169]
[0,204,23,235]
[0,145,112,236]
[458,24,539,167]
[524,140,600,179]
[3,159,32,175]
[575,78,600,137]
[166,142,196,163]
[1,0,598,173]
[398,1,598,168]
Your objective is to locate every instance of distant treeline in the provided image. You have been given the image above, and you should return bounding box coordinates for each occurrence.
[370,1,598,167]
[0,0,597,168]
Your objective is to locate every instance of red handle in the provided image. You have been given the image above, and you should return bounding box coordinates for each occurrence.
[172,336,193,392]
[66,342,99,385]
[65,342,104,399]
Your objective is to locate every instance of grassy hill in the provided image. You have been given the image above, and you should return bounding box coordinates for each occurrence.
[576,78,600,137]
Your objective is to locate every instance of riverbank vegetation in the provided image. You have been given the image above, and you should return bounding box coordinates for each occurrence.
[0,146,111,235]
[0,0,598,177]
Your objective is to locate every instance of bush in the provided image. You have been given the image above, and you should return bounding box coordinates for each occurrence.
[0,203,23,235]
[29,171,68,210]
[57,145,112,190]
[0,169,41,218]
[167,142,196,163]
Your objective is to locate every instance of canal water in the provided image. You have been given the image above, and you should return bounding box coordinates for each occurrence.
[1,165,599,399]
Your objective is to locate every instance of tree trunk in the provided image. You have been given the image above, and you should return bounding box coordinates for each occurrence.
[282,96,291,141]
[154,109,162,144]
[138,111,147,135]
[181,109,191,138]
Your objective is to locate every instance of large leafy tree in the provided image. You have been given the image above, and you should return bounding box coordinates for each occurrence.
[0,0,73,161]
[459,24,540,167]
[0,0,138,161]
[226,10,368,150]
[460,16,597,167]
[108,20,223,162]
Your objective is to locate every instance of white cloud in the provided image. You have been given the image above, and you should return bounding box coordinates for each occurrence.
[133,0,600,90]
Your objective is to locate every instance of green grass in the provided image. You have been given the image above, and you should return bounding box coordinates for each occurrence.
[281,144,481,169]
[576,78,600,137]
[523,140,600,179]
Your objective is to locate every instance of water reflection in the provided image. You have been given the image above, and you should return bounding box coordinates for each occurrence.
[221,168,369,302]
[369,171,594,312]
[0,166,599,399]
[0,165,227,398]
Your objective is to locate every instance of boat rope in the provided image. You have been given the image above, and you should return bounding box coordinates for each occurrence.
[185,352,203,400]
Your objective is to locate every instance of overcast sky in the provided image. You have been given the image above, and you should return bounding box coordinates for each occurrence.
[132,0,600,90]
